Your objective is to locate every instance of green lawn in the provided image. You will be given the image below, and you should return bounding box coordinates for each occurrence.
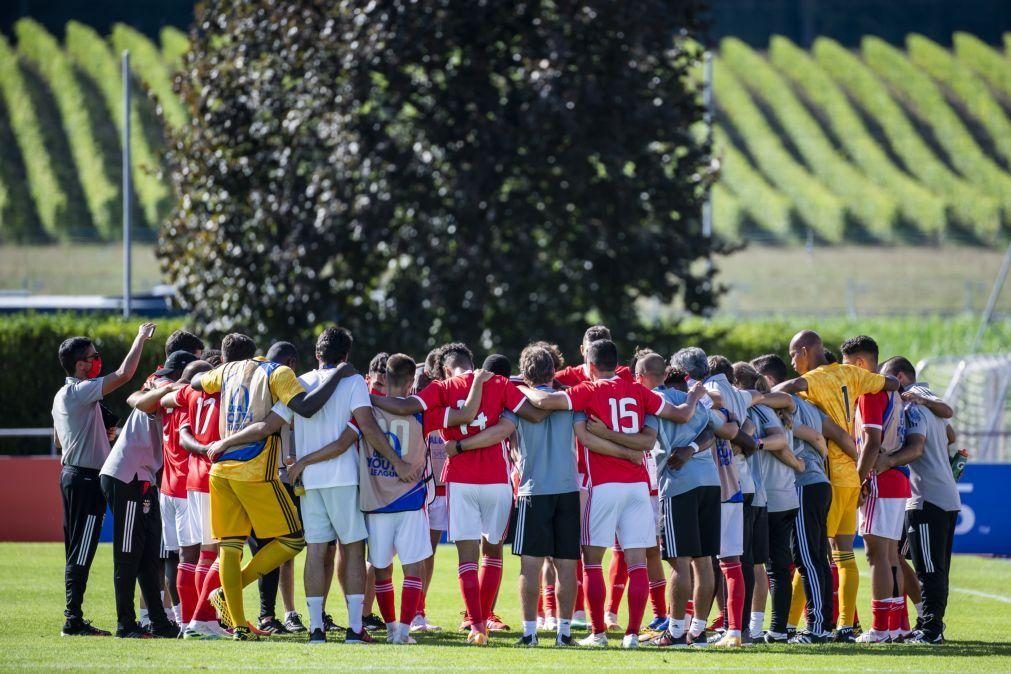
[1,542,1009,671]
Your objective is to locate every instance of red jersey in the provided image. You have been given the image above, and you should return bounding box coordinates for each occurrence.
[160,399,189,498]
[412,371,526,485]
[563,376,666,486]
[177,385,220,494]
[556,364,633,387]
[857,391,911,498]
[423,407,450,495]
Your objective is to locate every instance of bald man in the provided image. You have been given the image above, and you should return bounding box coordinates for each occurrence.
[774,331,899,643]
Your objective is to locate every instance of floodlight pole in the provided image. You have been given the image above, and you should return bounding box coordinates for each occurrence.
[972,241,1011,353]
[122,50,132,319]
[702,49,713,241]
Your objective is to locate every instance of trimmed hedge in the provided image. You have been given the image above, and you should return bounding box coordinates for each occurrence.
[815,37,1000,240]
[15,19,120,240]
[714,126,794,238]
[111,23,187,130]
[953,32,1011,106]
[159,26,189,71]
[722,38,898,241]
[714,58,846,241]
[0,86,40,242]
[711,182,742,240]
[769,36,947,239]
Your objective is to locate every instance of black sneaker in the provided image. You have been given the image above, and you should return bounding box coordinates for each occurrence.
[763,631,790,644]
[789,630,828,644]
[555,634,577,647]
[116,623,154,639]
[232,626,259,641]
[362,613,385,632]
[652,630,690,647]
[308,628,326,644]
[62,618,111,637]
[689,630,710,648]
[908,630,944,645]
[345,627,374,644]
[323,613,345,633]
[148,621,181,639]
[831,627,857,643]
[786,627,797,640]
[284,612,308,633]
[258,617,289,635]
[516,634,539,647]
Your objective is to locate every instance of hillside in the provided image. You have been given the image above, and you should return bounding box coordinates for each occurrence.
[1,23,1011,244]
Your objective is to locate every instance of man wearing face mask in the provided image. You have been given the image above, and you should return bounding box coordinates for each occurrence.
[52,322,157,636]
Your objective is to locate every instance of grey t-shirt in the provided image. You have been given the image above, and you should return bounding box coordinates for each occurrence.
[705,373,756,495]
[504,385,578,496]
[792,396,830,488]
[100,407,163,484]
[750,405,798,512]
[654,386,722,498]
[52,376,111,470]
[904,385,960,512]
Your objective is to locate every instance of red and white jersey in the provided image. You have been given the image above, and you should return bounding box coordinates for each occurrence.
[563,376,666,486]
[424,407,449,495]
[556,364,633,387]
[177,385,220,494]
[856,390,911,498]
[160,397,189,498]
[412,371,526,485]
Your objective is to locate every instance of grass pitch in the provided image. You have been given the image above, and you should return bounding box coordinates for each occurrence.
[0,543,1009,671]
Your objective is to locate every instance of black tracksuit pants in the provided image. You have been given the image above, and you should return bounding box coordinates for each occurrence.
[100,475,171,631]
[906,502,958,639]
[792,482,833,634]
[60,466,106,621]
[766,508,797,634]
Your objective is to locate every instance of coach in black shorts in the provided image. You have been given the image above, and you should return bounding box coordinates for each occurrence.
[456,346,581,647]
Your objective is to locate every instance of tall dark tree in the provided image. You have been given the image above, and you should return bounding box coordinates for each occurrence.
[161,0,721,356]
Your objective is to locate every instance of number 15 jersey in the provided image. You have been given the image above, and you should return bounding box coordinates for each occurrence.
[412,371,526,485]
[563,376,667,486]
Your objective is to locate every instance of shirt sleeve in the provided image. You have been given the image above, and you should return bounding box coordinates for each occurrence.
[563,382,592,412]
[572,411,587,424]
[643,415,659,431]
[349,376,372,414]
[904,404,928,438]
[269,366,306,406]
[858,392,887,429]
[74,378,105,405]
[855,368,887,397]
[412,380,444,412]
[637,384,667,416]
[272,400,294,424]
[707,408,726,431]
[422,407,446,435]
[502,410,519,425]
[502,378,527,413]
[199,366,224,394]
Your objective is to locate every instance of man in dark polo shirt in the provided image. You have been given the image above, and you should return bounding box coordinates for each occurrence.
[52,322,157,636]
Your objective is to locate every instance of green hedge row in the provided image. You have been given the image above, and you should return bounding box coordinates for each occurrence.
[954,32,1011,100]
[160,26,189,69]
[0,81,40,242]
[713,126,794,239]
[863,36,1011,237]
[768,36,948,239]
[714,58,846,242]
[710,183,742,240]
[16,19,120,240]
[814,37,1000,239]
[111,23,187,130]
[722,38,899,241]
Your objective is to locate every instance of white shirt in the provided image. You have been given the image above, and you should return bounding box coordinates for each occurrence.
[273,370,371,490]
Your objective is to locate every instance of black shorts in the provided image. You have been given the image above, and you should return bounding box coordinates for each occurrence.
[511,492,581,560]
[659,486,721,559]
[750,504,770,564]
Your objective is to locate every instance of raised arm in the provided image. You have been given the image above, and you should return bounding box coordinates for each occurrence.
[286,363,358,418]
[882,375,900,392]
[447,417,518,458]
[794,423,828,458]
[102,322,156,396]
[352,406,416,482]
[444,369,491,426]
[207,412,287,460]
[288,425,360,483]
[773,377,807,395]
[574,421,644,465]
[902,391,954,419]
[584,415,658,451]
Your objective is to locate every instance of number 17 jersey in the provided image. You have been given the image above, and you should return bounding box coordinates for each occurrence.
[412,371,527,485]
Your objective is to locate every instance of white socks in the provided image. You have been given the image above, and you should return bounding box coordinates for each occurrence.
[667,618,686,638]
[307,596,324,631]
[689,617,708,637]
[172,604,183,624]
[750,611,764,638]
[347,594,365,634]
[523,620,537,637]
[558,618,571,638]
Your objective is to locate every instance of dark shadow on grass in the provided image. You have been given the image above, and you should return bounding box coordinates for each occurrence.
[742,640,1011,657]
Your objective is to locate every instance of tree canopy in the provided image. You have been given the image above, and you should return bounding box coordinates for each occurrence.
[160,0,721,356]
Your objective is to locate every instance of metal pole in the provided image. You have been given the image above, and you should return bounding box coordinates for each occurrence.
[972,241,1011,353]
[702,50,713,240]
[122,51,132,319]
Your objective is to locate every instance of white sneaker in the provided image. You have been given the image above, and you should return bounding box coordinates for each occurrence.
[621,634,639,649]
[183,621,223,640]
[544,616,558,631]
[856,629,890,643]
[386,623,403,643]
[571,611,588,629]
[391,625,417,645]
[208,621,232,637]
[409,614,441,633]
[579,632,609,648]
[536,616,545,630]
[604,612,622,631]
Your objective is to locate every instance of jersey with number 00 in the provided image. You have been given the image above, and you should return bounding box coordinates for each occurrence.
[801,363,886,488]
[412,371,526,485]
[177,385,220,493]
[357,408,430,513]
[563,376,666,485]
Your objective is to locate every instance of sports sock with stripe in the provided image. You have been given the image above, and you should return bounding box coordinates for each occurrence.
[607,547,627,615]
[583,563,606,634]
[649,578,667,619]
[218,540,246,628]
[719,560,745,635]
[458,563,484,631]
[625,563,649,635]
[400,577,424,629]
[544,584,557,618]
[176,562,198,626]
[478,555,503,620]
[832,550,858,628]
[375,579,396,627]
[574,559,585,615]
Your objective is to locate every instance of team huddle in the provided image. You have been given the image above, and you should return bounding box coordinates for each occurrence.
[52,322,962,649]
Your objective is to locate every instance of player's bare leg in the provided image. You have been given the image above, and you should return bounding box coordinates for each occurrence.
[691,556,715,641]
[304,541,333,638]
[518,555,545,645]
[412,529,443,633]
[551,558,577,645]
[751,565,768,639]
[338,540,367,638]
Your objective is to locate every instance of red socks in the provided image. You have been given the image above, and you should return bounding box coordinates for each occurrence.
[649,578,667,619]
[607,547,627,614]
[574,559,585,613]
[375,579,396,625]
[872,599,890,632]
[458,563,484,629]
[400,577,424,627]
[544,584,557,618]
[888,597,905,633]
[479,555,503,619]
[584,563,606,634]
[685,599,695,620]
[193,558,220,622]
[177,562,198,625]
[719,560,744,632]
[625,564,649,636]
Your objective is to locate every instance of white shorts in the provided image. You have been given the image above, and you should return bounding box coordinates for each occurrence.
[447,482,513,543]
[718,501,744,559]
[428,493,448,531]
[582,482,655,550]
[160,492,198,550]
[302,485,368,545]
[859,495,906,541]
[366,509,434,568]
[651,494,661,538]
[186,490,215,546]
